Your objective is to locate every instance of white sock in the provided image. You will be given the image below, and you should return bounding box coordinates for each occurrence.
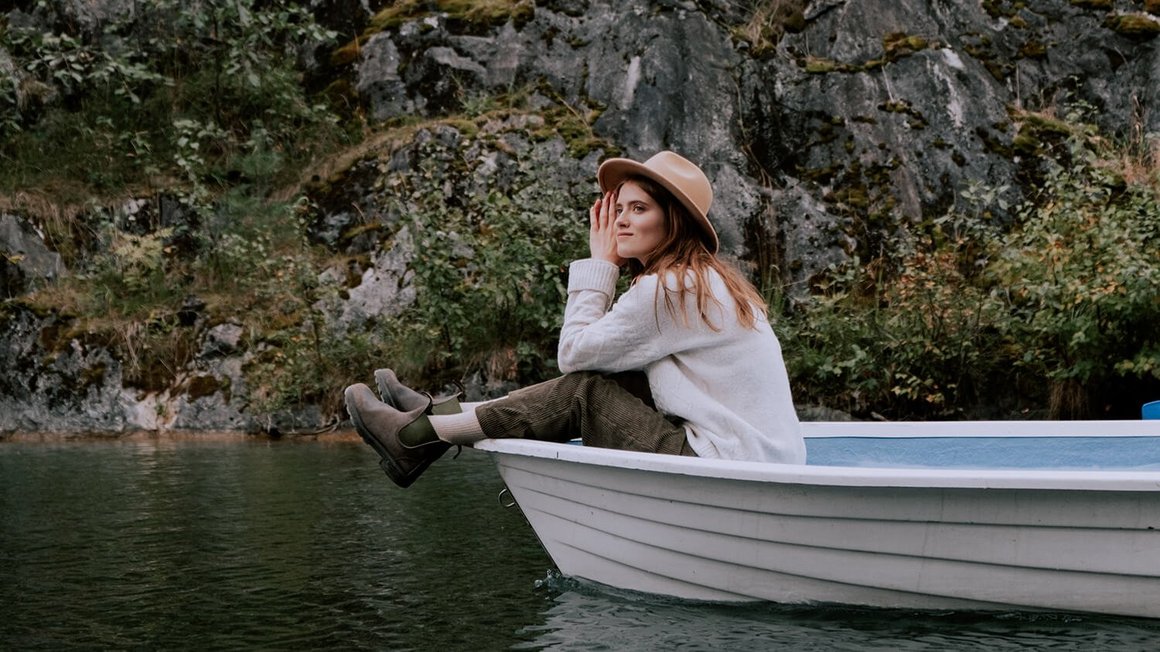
[430,409,486,445]
[459,398,499,411]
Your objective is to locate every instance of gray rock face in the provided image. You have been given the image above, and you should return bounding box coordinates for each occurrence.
[0,304,258,433]
[1,214,66,298]
[346,0,1160,281]
[4,0,1159,431]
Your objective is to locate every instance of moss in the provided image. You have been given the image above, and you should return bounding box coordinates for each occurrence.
[985,60,1011,81]
[982,0,1021,18]
[876,100,928,129]
[975,126,1013,157]
[1021,113,1073,137]
[1106,14,1160,38]
[340,222,383,243]
[442,117,480,138]
[79,363,108,392]
[832,187,870,208]
[797,33,931,75]
[368,0,429,32]
[330,37,367,67]
[186,374,221,400]
[341,0,534,68]
[439,0,535,28]
[1012,130,1043,154]
[801,165,840,184]
[1071,0,1114,9]
[733,0,809,55]
[1009,112,1073,156]
[1018,39,1048,58]
[883,33,929,57]
[804,57,842,73]
[534,106,613,158]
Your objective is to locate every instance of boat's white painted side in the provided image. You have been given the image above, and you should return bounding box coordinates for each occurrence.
[475,422,1160,617]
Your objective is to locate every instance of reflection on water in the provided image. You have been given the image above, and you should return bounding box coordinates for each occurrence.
[0,435,551,650]
[2,434,1159,650]
[522,580,1160,651]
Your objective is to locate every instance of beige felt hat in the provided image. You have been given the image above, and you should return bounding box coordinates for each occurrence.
[597,150,719,253]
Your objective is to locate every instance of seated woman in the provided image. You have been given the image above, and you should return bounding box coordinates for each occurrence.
[344,150,805,487]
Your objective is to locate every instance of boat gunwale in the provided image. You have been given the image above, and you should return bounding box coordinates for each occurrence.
[474,421,1160,491]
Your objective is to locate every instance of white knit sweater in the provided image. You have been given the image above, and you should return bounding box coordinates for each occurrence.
[558,258,806,464]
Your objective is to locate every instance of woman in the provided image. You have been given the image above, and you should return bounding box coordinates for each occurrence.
[344,151,805,488]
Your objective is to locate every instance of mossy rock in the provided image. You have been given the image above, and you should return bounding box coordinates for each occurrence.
[1071,0,1114,10]
[330,38,367,67]
[883,33,930,57]
[1011,113,1072,155]
[1018,39,1048,58]
[1020,113,1073,137]
[186,374,222,400]
[804,57,843,73]
[79,363,108,392]
[368,0,430,32]
[1106,14,1160,38]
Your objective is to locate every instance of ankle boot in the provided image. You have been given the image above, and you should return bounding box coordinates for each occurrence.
[344,383,448,488]
[374,368,461,415]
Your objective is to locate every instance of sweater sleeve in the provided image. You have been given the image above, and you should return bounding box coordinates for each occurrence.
[557,259,725,374]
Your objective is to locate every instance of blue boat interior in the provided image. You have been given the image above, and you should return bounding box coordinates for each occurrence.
[804,436,1160,470]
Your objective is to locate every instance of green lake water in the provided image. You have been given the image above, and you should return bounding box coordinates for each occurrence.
[2,435,1159,650]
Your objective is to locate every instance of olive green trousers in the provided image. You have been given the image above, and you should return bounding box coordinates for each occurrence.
[475,371,696,456]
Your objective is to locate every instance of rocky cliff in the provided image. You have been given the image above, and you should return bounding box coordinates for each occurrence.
[2,0,1158,432]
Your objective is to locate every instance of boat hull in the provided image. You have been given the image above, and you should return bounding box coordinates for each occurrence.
[476,421,1160,618]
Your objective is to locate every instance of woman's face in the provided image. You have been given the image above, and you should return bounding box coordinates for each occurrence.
[614,181,668,264]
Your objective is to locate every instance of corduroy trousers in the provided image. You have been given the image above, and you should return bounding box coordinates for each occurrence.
[475,371,696,456]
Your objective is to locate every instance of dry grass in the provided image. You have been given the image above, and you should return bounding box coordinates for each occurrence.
[731,0,808,54]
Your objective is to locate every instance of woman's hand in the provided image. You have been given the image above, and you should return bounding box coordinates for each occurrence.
[589,191,625,266]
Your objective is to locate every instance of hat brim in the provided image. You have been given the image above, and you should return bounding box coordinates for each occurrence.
[598,158,719,254]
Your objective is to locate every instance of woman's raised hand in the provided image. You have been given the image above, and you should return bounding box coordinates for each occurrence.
[589,191,625,266]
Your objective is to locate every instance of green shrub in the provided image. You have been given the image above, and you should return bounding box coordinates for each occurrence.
[385,156,588,387]
[988,135,1160,417]
[1,0,343,201]
[779,126,1160,419]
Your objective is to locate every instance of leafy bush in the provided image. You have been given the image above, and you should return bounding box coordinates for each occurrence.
[988,134,1160,417]
[382,153,588,387]
[246,138,590,414]
[1,0,343,201]
[779,126,1160,419]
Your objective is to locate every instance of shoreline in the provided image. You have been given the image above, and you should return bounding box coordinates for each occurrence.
[0,428,364,444]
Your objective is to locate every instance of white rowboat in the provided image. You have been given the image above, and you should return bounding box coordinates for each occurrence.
[475,420,1160,618]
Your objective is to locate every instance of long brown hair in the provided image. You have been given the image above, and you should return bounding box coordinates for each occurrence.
[619,175,768,331]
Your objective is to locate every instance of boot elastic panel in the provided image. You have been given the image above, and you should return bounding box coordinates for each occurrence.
[398,413,439,447]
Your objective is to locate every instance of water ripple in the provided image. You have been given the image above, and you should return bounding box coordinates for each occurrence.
[3,436,1159,650]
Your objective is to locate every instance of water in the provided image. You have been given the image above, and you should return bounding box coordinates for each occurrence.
[2,435,1159,651]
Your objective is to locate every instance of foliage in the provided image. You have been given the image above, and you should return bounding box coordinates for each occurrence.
[0,0,344,203]
[244,137,590,415]
[778,125,1160,419]
[384,152,588,387]
[988,133,1160,416]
